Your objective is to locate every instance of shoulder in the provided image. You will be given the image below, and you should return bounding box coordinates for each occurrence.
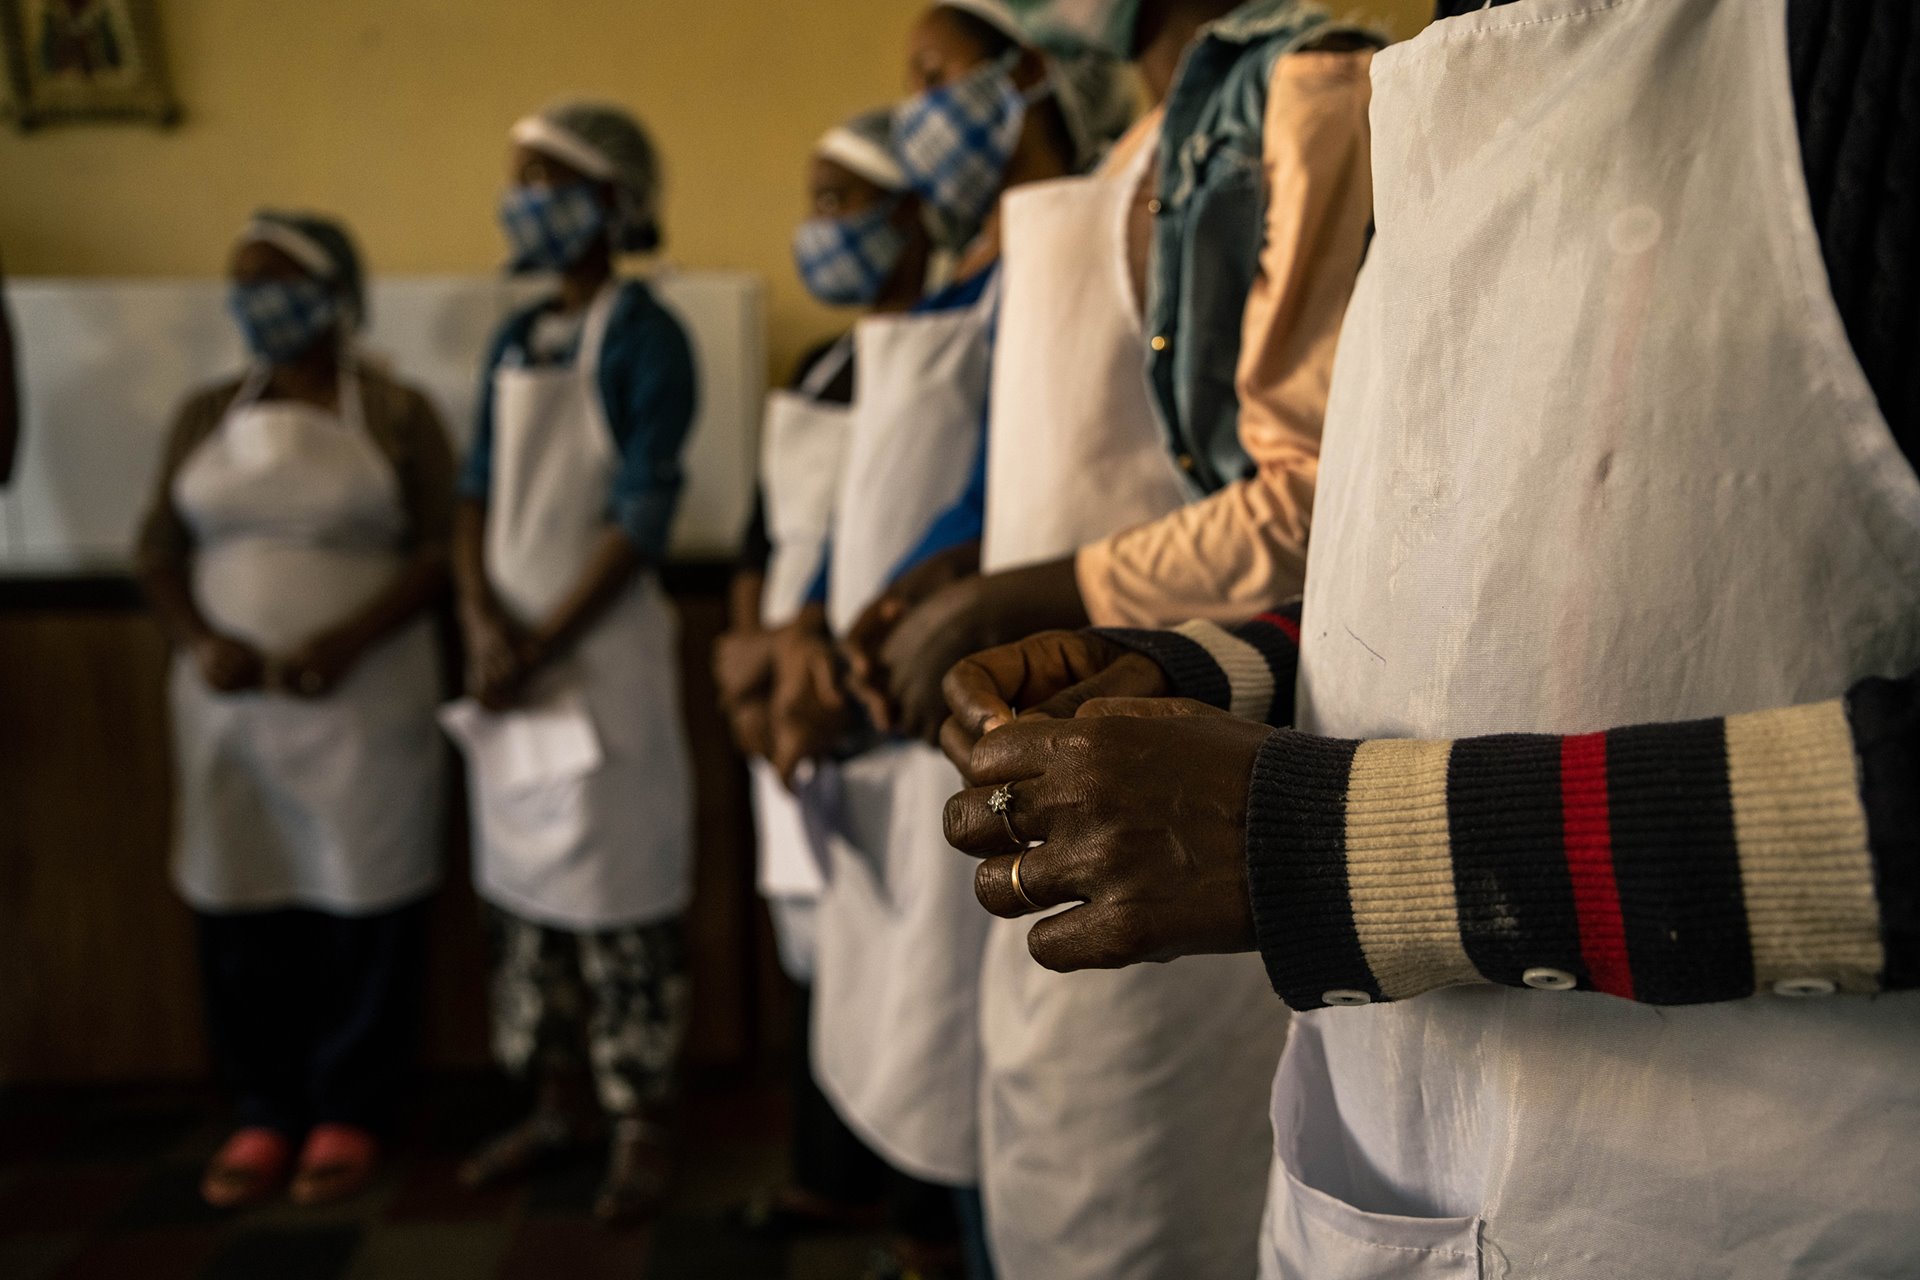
[915,265,998,314]
[173,375,245,431]
[484,294,551,361]
[610,280,692,347]
[356,365,446,432]
[604,280,696,378]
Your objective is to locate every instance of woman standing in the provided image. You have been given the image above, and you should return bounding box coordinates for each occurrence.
[136,212,453,1209]
[451,100,698,1226]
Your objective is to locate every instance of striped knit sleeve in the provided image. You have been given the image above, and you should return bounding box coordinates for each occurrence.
[1248,672,1920,1012]
[1094,601,1302,728]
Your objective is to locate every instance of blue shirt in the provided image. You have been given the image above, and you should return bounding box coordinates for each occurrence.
[804,267,998,607]
[457,280,698,561]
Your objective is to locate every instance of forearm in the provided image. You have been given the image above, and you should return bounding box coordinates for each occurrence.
[452,500,496,622]
[1096,603,1301,726]
[532,525,645,659]
[1086,608,1914,1009]
[1075,468,1313,629]
[137,558,216,650]
[317,547,449,654]
[728,570,766,634]
[1247,675,1918,1012]
[975,556,1087,644]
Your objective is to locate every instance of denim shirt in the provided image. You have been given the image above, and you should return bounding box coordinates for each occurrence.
[1145,0,1377,494]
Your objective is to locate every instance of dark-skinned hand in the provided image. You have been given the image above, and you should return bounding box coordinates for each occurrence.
[274,626,368,699]
[193,631,267,694]
[461,605,539,711]
[727,697,773,761]
[939,629,1170,778]
[713,626,775,711]
[841,540,980,729]
[874,556,1089,745]
[768,610,851,786]
[943,697,1271,971]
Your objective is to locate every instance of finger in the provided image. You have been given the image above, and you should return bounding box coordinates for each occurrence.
[972,844,1086,919]
[1026,659,1165,721]
[1075,696,1230,721]
[938,715,977,775]
[1025,902,1149,972]
[806,649,845,714]
[941,647,1027,739]
[843,598,903,681]
[844,663,894,735]
[964,715,1078,787]
[942,774,1071,853]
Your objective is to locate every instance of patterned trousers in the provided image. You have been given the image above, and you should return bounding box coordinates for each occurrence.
[487,908,690,1116]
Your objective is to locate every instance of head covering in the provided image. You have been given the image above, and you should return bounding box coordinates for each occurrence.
[938,0,1135,170]
[509,100,664,253]
[815,107,908,193]
[1001,0,1143,57]
[1045,45,1135,169]
[937,0,1028,43]
[236,210,366,328]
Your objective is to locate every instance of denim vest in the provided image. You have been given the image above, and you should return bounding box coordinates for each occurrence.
[1145,1,1380,494]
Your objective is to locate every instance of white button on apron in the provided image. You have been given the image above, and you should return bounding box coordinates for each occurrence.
[1274,0,1920,1274]
[1321,990,1373,1007]
[978,126,1287,1280]
[1522,967,1578,991]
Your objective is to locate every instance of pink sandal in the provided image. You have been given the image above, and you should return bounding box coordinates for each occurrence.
[201,1127,293,1209]
[290,1123,380,1206]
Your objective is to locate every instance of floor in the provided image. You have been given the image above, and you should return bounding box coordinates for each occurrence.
[0,1075,893,1280]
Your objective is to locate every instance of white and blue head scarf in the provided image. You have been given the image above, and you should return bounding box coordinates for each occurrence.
[792,108,913,306]
[890,49,1045,251]
[228,212,360,364]
[498,180,612,274]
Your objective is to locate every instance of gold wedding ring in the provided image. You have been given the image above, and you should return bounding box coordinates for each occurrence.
[1009,849,1039,912]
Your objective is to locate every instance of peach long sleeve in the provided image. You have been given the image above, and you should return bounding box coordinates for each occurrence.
[1076,50,1374,627]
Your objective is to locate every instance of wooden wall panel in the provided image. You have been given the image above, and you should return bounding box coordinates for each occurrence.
[0,585,781,1087]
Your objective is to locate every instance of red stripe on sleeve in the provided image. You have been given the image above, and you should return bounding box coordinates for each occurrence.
[1255,612,1301,645]
[1560,732,1634,998]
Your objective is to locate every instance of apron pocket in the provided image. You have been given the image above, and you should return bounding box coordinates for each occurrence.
[1260,1024,1484,1280]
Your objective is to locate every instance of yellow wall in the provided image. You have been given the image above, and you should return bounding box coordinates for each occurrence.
[0,0,1431,378]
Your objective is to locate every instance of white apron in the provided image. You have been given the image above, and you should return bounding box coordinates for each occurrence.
[170,365,443,914]
[1268,1,1920,1275]
[751,338,855,980]
[979,135,1289,1280]
[466,282,693,932]
[811,280,999,1184]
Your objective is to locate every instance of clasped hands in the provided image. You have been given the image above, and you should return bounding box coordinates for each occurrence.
[939,629,1271,973]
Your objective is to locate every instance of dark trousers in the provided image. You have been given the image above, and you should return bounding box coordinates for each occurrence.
[196,899,427,1136]
[789,984,959,1245]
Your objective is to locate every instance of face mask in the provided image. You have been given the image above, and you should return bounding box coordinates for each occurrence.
[891,52,1050,248]
[499,181,610,273]
[792,200,909,307]
[228,277,340,364]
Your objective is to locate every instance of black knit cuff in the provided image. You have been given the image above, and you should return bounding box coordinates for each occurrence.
[1848,673,1920,990]
[1244,731,1378,1011]
[1093,627,1234,709]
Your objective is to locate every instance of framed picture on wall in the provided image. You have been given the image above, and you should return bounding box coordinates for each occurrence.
[1,0,180,131]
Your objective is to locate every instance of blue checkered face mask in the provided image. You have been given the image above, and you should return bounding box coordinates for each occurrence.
[792,200,909,307]
[228,277,341,364]
[499,181,610,273]
[892,52,1050,248]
